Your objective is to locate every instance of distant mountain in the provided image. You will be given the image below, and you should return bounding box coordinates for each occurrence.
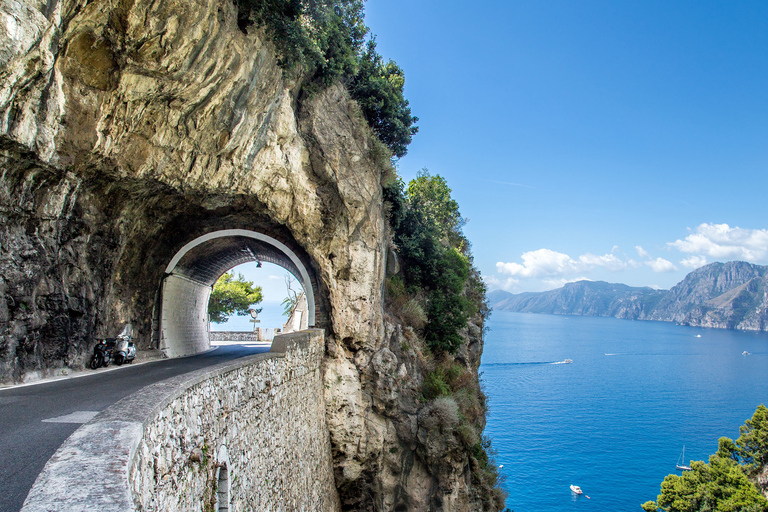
[488,261,768,331]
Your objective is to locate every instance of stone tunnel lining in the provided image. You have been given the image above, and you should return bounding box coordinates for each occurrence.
[160,229,317,357]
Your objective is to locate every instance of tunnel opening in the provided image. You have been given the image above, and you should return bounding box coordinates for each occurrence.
[207,260,308,343]
[157,229,320,358]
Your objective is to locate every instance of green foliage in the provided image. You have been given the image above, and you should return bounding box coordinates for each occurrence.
[424,248,472,353]
[234,0,417,158]
[422,370,451,400]
[736,404,768,474]
[390,170,474,354]
[644,405,768,512]
[234,0,366,79]
[349,39,418,158]
[405,171,464,238]
[208,272,263,323]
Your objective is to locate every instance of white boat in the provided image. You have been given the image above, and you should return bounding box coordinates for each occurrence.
[676,445,692,471]
[570,484,583,494]
[743,351,751,356]
[563,359,573,364]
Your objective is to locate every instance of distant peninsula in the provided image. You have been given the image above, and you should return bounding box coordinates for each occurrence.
[488,261,768,331]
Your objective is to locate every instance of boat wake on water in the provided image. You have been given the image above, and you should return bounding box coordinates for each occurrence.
[484,359,573,367]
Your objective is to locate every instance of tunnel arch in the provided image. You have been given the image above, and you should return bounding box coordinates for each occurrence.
[158,229,319,357]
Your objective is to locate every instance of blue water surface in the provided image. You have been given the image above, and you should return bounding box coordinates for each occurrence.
[481,311,768,512]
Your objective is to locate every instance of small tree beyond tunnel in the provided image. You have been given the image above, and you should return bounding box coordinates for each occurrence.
[159,229,320,357]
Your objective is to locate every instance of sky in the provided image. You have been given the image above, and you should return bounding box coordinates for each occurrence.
[362,0,768,293]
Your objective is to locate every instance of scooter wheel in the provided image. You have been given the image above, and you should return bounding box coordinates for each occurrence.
[114,355,124,366]
[103,356,110,367]
[90,355,101,370]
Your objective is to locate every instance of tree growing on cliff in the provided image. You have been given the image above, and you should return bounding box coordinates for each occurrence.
[735,404,768,475]
[642,405,768,512]
[208,272,263,323]
[234,0,418,158]
[349,39,418,158]
[390,169,475,353]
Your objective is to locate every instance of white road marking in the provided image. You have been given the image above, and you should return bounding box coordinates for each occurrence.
[42,411,100,424]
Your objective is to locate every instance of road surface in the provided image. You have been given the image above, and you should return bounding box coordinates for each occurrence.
[0,343,269,512]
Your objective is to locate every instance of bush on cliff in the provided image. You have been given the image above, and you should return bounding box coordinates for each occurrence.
[349,39,418,158]
[390,170,475,354]
[234,0,418,157]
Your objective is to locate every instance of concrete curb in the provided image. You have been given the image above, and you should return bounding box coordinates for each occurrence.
[18,332,320,512]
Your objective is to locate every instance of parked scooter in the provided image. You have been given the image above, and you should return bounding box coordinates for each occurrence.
[113,334,136,365]
[89,338,117,369]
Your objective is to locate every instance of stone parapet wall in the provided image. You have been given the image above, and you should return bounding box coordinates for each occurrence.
[209,331,259,342]
[22,330,338,512]
[132,329,337,511]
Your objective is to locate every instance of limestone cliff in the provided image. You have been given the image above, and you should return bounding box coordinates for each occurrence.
[0,0,495,509]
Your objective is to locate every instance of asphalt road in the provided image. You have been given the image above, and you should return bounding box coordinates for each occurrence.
[0,344,269,512]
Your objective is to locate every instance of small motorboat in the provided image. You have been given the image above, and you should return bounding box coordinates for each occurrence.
[570,484,583,495]
[743,351,751,356]
[563,359,573,364]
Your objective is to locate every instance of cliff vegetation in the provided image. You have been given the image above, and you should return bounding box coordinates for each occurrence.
[235,0,418,157]
[642,404,768,512]
[384,169,505,510]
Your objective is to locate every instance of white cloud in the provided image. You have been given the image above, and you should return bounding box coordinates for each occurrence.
[578,253,626,271]
[668,223,768,262]
[497,249,579,277]
[680,255,708,269]
[497,248,626,279]
[645,257,678,272]
[483,275,520,291]
[268,275,283,280]
[635,245,649,258]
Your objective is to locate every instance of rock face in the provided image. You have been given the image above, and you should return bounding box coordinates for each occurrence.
[489,281,666,319]
[490,261,768,331]
[0,0,491,509]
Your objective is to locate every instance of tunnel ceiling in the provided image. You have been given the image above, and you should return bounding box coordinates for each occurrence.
[170,236,302,286]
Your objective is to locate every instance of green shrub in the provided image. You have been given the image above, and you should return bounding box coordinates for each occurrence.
[389,170,477,354]
[349,39,418,158]
[422,370,451,400]
[234,0,366,80]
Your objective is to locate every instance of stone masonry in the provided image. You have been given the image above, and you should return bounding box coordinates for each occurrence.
[22,330,339,512]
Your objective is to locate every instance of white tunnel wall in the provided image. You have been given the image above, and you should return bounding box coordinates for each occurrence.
[160,274,212,358]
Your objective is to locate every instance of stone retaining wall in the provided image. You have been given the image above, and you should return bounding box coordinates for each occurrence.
[22,330,339,512]
[208,331,259,342]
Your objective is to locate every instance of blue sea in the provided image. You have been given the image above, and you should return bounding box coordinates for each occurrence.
[481,311,768,512]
